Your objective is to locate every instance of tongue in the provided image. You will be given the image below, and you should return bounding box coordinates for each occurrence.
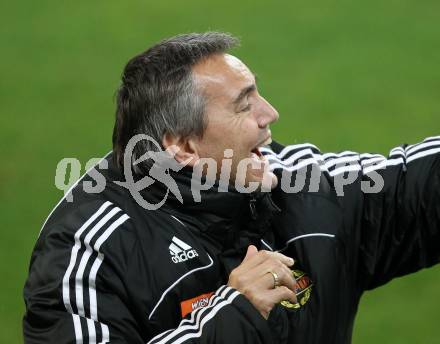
[251,148,265,164]
[252,147,262,157]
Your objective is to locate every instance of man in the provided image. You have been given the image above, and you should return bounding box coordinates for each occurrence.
[23,32,440,343]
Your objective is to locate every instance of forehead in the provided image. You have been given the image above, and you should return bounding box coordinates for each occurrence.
[192,53,255,99]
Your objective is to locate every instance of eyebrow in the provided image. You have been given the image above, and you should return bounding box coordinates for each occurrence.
[232,84,256,106]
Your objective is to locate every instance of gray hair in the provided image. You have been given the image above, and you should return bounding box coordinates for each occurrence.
[112,32,240,170]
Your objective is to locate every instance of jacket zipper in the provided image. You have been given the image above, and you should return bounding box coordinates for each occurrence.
[249,196,258,220]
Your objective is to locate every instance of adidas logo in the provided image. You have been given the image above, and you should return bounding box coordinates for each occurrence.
[169,236,199,264]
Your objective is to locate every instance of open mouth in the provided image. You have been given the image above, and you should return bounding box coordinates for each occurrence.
[251,147,263,157]
[250,136,272,161]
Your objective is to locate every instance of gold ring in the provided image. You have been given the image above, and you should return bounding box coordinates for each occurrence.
[268,271,279,289]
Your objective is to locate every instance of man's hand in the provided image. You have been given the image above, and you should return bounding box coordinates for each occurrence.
[227,245,297,319]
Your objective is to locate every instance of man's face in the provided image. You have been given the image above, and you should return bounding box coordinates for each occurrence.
[191,53,279,190]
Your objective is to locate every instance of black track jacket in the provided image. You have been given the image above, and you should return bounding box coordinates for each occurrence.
[23,136,440,343]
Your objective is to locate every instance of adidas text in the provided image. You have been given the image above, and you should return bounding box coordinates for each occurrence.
[171,249,199,263]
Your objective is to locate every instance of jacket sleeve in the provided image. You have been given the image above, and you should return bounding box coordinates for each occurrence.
[267,135,440,291]
[355,136,440,289]
[23,200,144,343]
[146,285,274,344]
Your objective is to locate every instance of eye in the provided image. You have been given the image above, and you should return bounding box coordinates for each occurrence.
[239,104,252,112]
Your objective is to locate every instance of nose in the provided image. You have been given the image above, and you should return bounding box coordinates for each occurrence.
[256,97,279,128]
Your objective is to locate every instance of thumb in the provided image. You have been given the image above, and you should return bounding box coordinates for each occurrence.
[243,245,258,262]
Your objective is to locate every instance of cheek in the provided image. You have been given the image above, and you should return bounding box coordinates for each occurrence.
[201,114,258,157]
[237,119,260,145]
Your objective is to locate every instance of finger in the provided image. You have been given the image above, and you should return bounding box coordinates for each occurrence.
[264,266,296,292]
[277,264,296,291]
[270,252,295,267]
[237,249,269,270]
[242,245,259,263]
[229,246,261,286]
[255,250,295,267]
[236,253,295,287]
[247,257,296,290]
[240,250,294,271]
[244,264,294,294]
[266,286,298,305]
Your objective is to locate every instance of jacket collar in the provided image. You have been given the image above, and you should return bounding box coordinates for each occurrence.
[108,152,280,248]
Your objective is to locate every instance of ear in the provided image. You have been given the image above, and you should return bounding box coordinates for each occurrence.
[162,133,199,167]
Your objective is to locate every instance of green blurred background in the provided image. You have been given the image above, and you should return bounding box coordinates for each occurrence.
[1,0,439,342]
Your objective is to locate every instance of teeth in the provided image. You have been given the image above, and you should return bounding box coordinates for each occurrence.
[251,137,272,155]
